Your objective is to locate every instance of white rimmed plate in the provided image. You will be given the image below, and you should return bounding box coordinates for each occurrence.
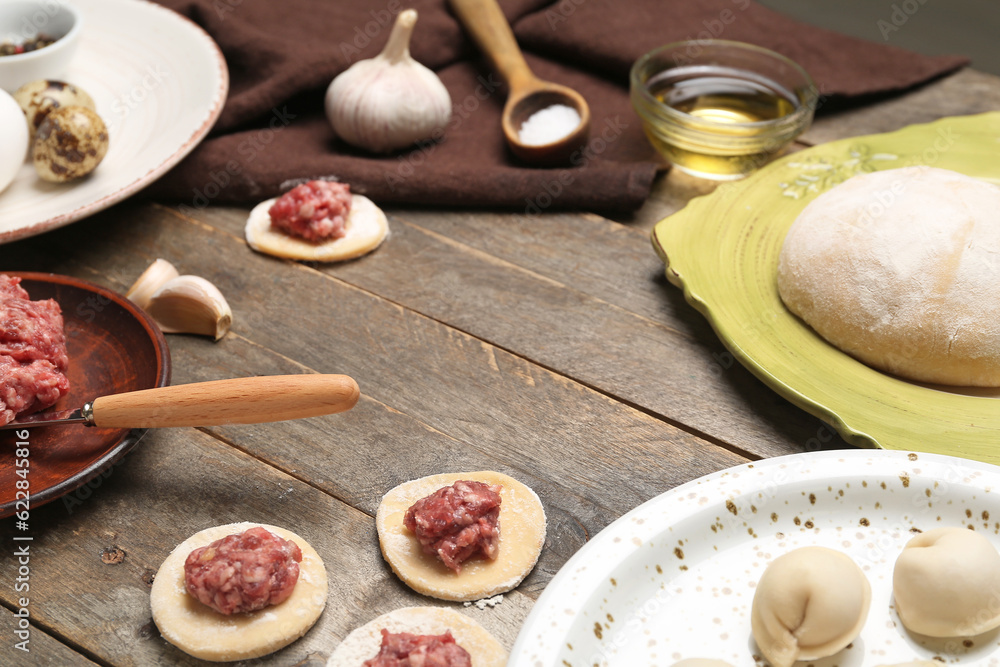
[0,0,227,243]
[510,450,1000,666]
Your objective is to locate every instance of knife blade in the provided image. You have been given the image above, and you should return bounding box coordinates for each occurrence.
[1,408,89,429]
[0,374,359,430]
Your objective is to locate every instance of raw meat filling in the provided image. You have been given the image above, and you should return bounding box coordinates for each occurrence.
[403,480,501,573]
[363,629,472,667]
[183,526,302,615]
[0,274,70,425]
[268,180,352,242]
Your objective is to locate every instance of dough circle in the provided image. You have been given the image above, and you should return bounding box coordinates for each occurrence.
[150,522,328,662]
[751,546,871,667]
[893,527,1000,637]
[376,471,546,601]
[777,166,1000,386]
[245,193,388,262]
[326,606,507,667]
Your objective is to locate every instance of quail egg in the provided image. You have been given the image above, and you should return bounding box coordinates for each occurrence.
[0,89,29,194]
[14,80,96,143]
[33,105,109,182]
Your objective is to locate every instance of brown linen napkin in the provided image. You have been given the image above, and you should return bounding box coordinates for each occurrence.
[148,0,968,213]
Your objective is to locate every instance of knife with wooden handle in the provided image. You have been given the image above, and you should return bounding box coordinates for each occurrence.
[1,374,360,430]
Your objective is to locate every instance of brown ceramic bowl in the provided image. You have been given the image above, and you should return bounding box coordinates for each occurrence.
[1,272,170,517]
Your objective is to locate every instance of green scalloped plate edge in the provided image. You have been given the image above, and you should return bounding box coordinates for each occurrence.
[652,112,1000,462]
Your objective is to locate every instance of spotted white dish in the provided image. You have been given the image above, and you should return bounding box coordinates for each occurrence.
[0,0,227,244]
[509,450,1000,666]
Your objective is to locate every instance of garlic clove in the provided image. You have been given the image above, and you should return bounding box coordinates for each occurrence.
[126,258,180,310]
[325,9,451,153]
[146,275,232,341]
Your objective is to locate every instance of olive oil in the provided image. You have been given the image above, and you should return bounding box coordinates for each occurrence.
[640,65,804,179]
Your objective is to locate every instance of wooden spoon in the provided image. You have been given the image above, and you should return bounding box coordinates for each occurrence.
[449,0,590,166]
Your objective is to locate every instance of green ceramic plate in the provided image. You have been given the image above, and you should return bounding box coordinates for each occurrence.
[652,112,1000,462]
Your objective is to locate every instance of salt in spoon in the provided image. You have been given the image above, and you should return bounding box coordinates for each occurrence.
[449,0,591,166]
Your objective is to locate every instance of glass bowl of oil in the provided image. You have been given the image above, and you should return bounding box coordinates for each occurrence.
[630,40,817,180]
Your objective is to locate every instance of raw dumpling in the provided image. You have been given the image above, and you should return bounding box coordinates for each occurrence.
[751,546,871,667]
[893,527,1000,637]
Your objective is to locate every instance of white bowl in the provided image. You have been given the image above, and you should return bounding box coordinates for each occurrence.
[0,1,82,93]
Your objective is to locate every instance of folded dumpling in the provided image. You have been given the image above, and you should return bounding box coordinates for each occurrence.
[893,527,1000,637]
[751,547,871,667]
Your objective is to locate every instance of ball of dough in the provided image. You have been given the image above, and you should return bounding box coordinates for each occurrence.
[893,527,1000,637]
[777,166,1000,386]
[751,546,871,667]
[150,522,328,662]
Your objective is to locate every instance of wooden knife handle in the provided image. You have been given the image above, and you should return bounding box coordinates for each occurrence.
[91,375,360,428]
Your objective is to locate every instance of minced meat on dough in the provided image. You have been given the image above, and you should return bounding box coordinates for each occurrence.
[0,274,70,425]
[183,526,302,615]
[363,629,472,667]
[403,480,501,574]
[268,180,351,242]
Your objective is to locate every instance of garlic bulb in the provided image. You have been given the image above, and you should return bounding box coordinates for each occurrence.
[126,259,180,310]
[146,276,232,341]
[325,9,451,153]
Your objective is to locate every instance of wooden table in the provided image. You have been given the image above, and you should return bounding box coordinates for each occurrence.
[3,68,999,666]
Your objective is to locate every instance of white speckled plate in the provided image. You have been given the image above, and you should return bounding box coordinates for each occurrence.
[0,0,227,244]
[510,450,1000,666]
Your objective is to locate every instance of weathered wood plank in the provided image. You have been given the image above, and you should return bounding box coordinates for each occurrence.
[174,202,847,459]
[0,605,100,665]
[0,428,533,666]
[3,203,747,557]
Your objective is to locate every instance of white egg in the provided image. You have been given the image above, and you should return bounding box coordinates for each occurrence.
[0,89,29,195]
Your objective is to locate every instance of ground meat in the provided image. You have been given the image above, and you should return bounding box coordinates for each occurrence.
[0,275,70,425]
[268,180,352,242]
[363,629,472,667]
[403,480,501,573]
[0,357,70,425]
[183,527,302,615]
